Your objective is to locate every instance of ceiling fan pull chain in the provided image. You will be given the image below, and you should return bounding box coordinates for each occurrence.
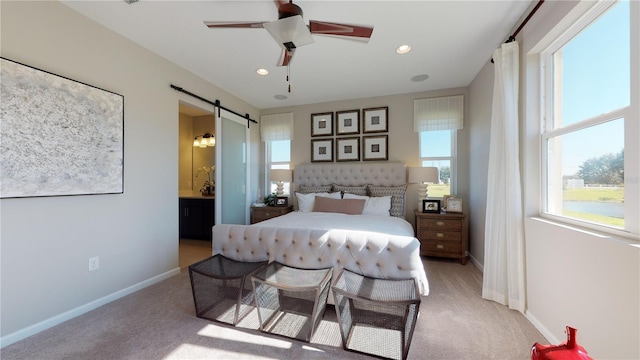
[287,63,291,93]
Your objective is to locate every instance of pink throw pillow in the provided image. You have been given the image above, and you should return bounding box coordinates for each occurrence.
[312,196,365,215]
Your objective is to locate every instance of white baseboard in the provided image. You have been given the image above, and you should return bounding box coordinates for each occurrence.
[468,252,484,272]
[525,310,560,344]
[0,267,181,349]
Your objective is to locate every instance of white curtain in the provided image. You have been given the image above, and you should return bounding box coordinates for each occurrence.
[482,41,526,312]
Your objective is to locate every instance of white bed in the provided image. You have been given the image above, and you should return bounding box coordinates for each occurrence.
[211,162,429,296]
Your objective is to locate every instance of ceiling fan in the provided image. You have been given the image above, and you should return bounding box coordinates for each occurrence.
[204,0,374,67]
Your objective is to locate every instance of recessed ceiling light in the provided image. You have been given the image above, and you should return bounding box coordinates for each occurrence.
[411,74,429,82]
[274,95,287,100]
[256,68,269,76]
[396,45,411,54]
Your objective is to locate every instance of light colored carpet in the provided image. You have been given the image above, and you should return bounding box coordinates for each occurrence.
[1,253,547,360]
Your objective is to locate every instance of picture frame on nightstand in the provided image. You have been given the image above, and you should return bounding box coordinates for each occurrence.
[275,197,289,207]
[422,199,440,213]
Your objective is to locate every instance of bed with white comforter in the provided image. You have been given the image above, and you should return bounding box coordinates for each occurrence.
[210,162,429,296]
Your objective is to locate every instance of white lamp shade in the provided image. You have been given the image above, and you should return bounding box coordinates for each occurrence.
[408,167,439,184]
[270,169,292,183]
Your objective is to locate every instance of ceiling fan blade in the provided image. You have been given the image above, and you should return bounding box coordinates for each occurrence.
[309,20,373,41]
[273,0,286,8]
[204,21,267,29]
[278,48,295,67]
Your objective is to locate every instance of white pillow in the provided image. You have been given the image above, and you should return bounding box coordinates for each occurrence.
[343,193,392,216]
[296,192,341,212]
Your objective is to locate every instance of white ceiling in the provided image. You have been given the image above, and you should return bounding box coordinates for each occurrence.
[62,0,533,110]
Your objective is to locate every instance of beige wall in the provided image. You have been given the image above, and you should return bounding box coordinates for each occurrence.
[178,113,194,191]
[263,87,469,223]
[0,1,259,345]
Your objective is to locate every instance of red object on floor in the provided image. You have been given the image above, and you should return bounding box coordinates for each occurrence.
[531,326,593,360]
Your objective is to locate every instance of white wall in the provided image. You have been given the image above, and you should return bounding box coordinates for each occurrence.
[0,1,259,346]
[263,87,469,223]
[468,1,640,358]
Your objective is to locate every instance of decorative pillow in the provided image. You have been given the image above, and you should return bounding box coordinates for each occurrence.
[343,193,392,216]
[295,192,341,212]
[297,185,332,194]
[331,184,368,196]
[367,185,407,218]
[313,197,365,215]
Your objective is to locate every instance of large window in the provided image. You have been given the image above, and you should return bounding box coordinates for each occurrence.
[541,0,638,236]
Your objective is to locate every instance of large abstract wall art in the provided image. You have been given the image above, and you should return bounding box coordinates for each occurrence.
[0,58,124,198]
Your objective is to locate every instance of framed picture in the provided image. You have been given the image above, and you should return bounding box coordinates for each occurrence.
[442,194,452,210]
[422,199,441,213]
[336,109,360,135]
[311,112,333,137]
[363,107,388,133]
[446,197,463,213]
[1,57,124,198]
[311,138,334,162]
[362,135,388,161]
[336,137,360,162]
[275,196,289,207]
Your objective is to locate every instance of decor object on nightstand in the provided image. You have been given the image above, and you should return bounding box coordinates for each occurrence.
[408,166,439,200]
[446,197,463,213]
[270,169,292,196]
[422,199,441,213]
[415,210,468,264]
[531,326,593,360]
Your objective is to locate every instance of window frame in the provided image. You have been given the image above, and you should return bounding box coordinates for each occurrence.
[419,129,458,197]
[265,139,291,196]
[538,0,639,239]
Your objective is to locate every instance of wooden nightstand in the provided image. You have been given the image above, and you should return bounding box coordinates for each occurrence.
[251,205,293,224]
[414,210,468,264]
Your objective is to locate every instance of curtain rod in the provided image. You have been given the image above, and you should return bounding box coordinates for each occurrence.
[492,0,544,63]
[508,0,545,42]
[170,84,257,125]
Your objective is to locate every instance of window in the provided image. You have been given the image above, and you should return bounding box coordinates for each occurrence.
[260,113,293,197]
[414,95,464,197]
[541,0,639,236]
[419,130,455,197]
[266,139,291,194]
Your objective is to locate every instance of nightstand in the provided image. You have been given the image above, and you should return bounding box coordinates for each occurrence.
[414,210,468,264]
[251,205,293,224]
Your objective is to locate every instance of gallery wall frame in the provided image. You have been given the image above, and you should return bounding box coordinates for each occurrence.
[310,112,333,137]
[311,138,334,162]
[363,106,388,133]
[362,135,388,161]
[0,57,124,198]
[335,109,360,135]
[336,137,360,162]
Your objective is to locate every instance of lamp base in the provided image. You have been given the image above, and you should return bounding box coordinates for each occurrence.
[276,182,285,196]
[417,183,429,200]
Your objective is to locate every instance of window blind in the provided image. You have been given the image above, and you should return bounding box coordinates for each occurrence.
[414,95,464,132]
[260,112,294,141]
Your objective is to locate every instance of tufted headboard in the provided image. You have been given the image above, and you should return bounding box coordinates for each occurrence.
[293,162,406,188]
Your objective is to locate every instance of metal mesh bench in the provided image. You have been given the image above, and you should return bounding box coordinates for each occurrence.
[189,255,268,326]
[251,262,333,342]
[332,268,421,360]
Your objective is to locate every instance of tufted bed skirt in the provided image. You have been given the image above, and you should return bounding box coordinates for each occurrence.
[211,223,429,297]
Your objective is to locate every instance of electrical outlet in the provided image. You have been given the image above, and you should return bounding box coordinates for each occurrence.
[89,256,99,271]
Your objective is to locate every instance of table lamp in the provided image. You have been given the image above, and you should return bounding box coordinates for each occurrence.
[408,167,439,199]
